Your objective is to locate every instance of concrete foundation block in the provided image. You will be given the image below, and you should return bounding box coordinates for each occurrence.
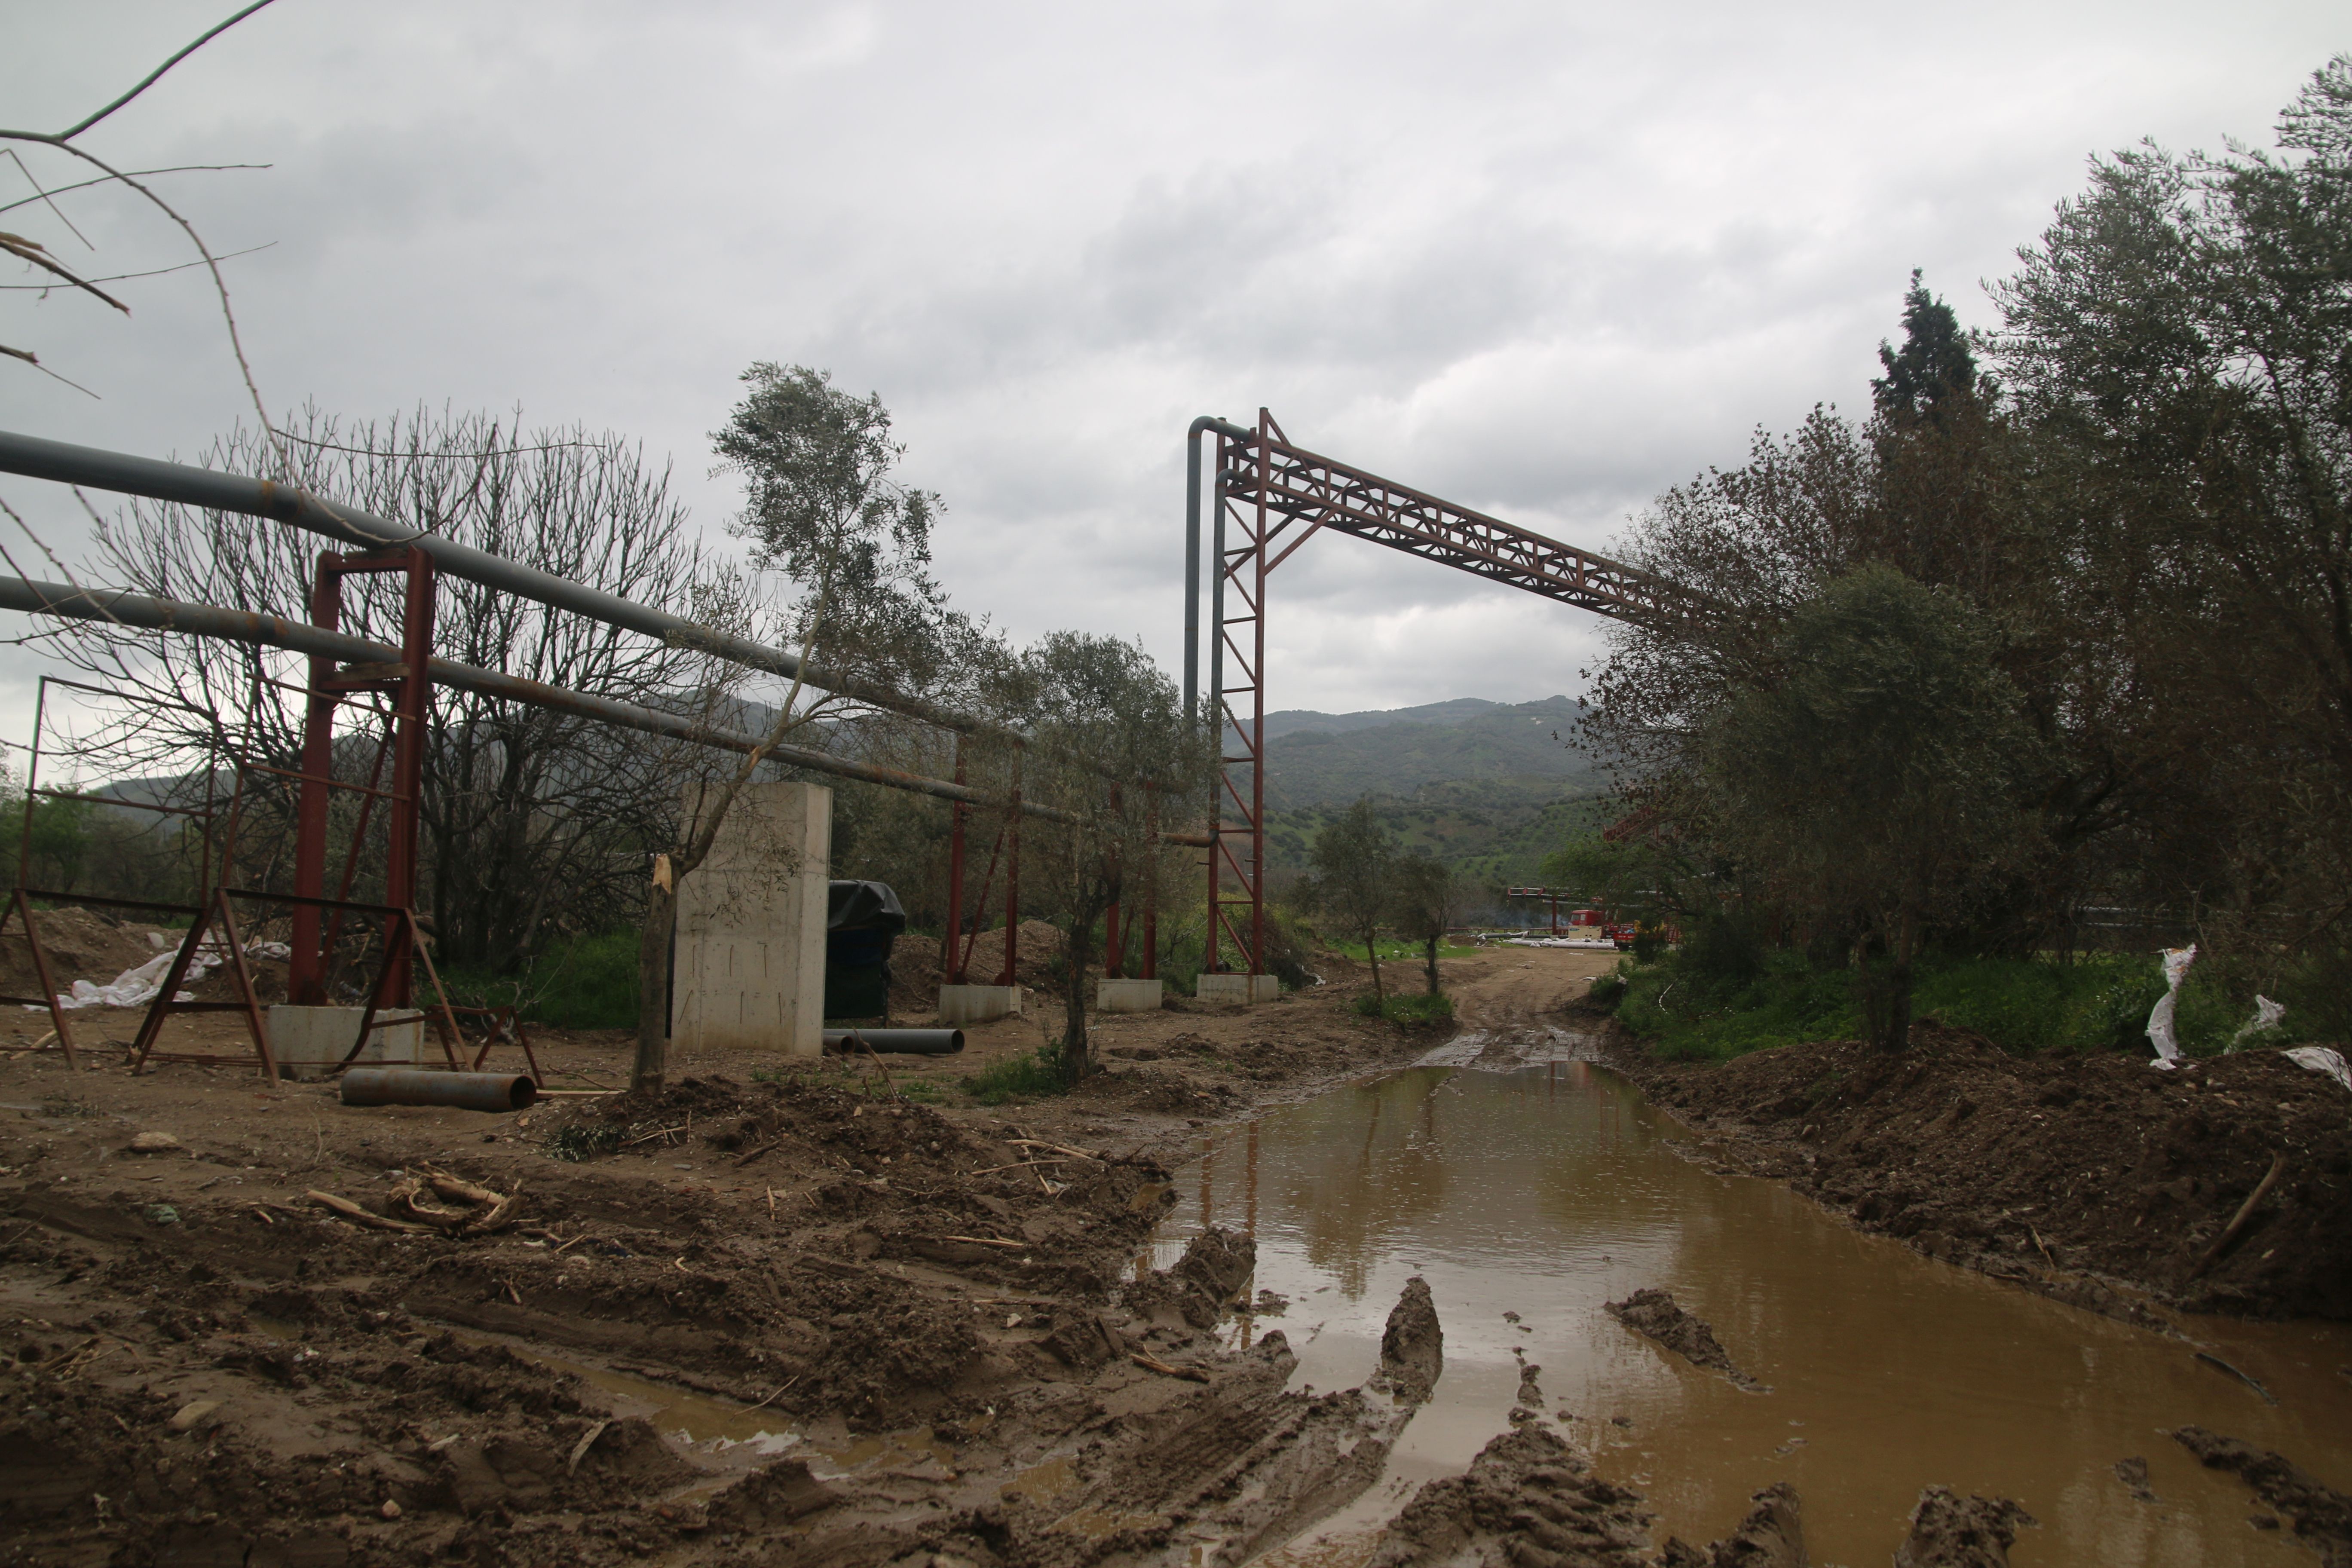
[267,1005,423,1081]
[1196,973,1280,1006]
[939,984,1023,1026]
[1095,977,1164,1013]
[671,781,832,1057]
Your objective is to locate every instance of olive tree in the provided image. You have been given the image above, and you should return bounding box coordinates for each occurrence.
[634,364,948,1090]
[1003,631,1204,1083]
[1389,851,1464,996]
[1694,564,2046,1048]
[1302,797,1398,1002]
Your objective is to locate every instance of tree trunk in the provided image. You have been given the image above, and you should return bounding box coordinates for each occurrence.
[634,868,676,1091]
[1366,925,1384,1003]
[1062,916,1093,1084]
[1424,934,1441,996]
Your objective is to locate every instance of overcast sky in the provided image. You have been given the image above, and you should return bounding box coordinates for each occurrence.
[0,1,2342,752]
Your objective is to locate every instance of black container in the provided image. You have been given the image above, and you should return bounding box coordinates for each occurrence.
[824,880,907,1020]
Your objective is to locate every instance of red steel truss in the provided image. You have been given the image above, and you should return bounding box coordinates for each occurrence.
[1200,410,1700,980]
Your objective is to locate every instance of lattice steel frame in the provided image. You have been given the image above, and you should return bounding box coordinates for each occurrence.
[1197,410,1702,978]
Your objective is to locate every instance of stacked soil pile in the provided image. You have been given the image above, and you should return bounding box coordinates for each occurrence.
[1611,1024,2352,1319]
[0,905,169,997]
[886,919,1068,1011]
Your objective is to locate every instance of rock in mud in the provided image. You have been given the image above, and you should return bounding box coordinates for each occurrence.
[1367,1423,1653,1566]
[1374,1275,1444,1403]
[2113,1455,2155,1501]
[1604,1288,1761,1390]
[1892,1486,2036,1567]
[2173,1425,2352,1561]
[1657,1481,1806,1567]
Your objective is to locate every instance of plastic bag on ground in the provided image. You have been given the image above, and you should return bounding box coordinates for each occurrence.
[2285,1046,2352,1093]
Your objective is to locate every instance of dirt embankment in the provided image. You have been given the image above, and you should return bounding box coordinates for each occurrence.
[1596,1017,2352,1323]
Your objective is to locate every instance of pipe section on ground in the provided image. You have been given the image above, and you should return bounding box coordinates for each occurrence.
[340,1067,537,1112]
[824,1028,966,1054]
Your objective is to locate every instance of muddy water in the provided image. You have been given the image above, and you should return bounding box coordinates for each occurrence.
[1149,1038,2352,1566]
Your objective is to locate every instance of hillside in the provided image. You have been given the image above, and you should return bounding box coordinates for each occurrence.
[1252,695,1610,892]
[1258,695,1598,810]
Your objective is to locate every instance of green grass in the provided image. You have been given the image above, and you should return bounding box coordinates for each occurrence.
[1352,990,1458,1026]
[439,930,640,1031]
[1327,939,1486,964]
[961,1048,1072,1106]
[1599,945,2268,1063]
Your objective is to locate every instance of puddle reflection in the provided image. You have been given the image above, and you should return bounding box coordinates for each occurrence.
[1157,1059,2352,1566]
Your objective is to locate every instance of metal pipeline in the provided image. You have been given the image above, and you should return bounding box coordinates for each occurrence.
[1185,416,1255,726]
[0,576,1232,845]
[341,1067,537,1112]
[0,427,994,741]
[824,1028,966,1054]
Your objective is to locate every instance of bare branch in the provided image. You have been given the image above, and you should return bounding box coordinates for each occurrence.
[0,343,99,398]
[0,163,271,220]
[2,150,93,249]
[0,1,283,144]
[0,231,131,312]
[0,241,275,291]
[21,139,282,464]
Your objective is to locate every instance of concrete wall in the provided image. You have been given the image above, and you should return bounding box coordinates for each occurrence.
[671,781,831,1057]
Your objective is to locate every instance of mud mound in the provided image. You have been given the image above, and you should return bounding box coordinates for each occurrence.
[1612,1025,2352,1319]
[1375,1274,1443,1402]
[891,919,1067,997]
[1892,1486,2037,1566]
[1658,1481,1806,1566]
[0,904,165,994]
[2174,1425,2352,1561]
[1126,1225,1257,1329]
[1605,1288,1761,1390]
[0,1323,708,1568]
[1367,1423,1654,1566]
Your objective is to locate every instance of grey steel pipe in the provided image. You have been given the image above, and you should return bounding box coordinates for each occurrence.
[0,428,993,741]
[824,1028,965,1054]
[341,1067,537,1112]
[0,576,1217,845]
[1184,416,1254,726]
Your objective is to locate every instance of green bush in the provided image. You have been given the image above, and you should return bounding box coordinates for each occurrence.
[962,1048,1072,1105]
[440,930,640,1031]
[1588,943,2279,1063]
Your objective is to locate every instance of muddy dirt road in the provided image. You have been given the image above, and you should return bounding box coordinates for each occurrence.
[5,944,2349,1567]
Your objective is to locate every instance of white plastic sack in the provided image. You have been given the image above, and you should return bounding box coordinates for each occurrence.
[2228,994,2288,1051]
[23,937,284,1012]
[2285,1046,2352,1093]
[2145,945,2196,1069]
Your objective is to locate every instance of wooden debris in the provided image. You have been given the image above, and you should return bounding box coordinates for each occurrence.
[307,1189,436,1234]
[940,1234,1026,1250]
[567,1419,610,1475]
[1129,1351,1210,1383]
[2189,1153,2288,1280]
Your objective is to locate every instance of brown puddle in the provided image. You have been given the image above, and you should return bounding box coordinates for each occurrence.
[1152,1053,2352,1567]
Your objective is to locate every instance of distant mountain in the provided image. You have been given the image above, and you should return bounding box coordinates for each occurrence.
[1257,695,1596,811]
[1246,695,1608,889]
[1261,697,1504,741]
